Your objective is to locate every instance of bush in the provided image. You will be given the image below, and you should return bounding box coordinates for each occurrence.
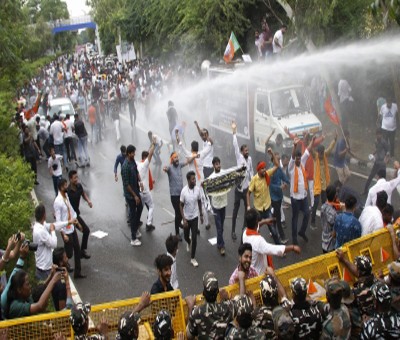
[0,154,34,248]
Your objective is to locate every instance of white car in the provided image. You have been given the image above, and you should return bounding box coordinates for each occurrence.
[47,98,76,123]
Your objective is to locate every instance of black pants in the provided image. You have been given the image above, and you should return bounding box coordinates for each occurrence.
[127,197,143,241]
[271,199,286,240]
[383,129,396,157]
[291,197,309,244]
[183,217,198,259]
[64,229,81,274]
[77,215,90,250]
[25,155,37,180]
[364,161,386,192]
[64,137,76,161]
[232,188,248,234]
[171,196,182,236]
[311,190,327,225]
[42,139,50,158]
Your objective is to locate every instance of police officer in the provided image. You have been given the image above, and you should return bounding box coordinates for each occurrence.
[289,277,324,339]
[225,294,265,339]
[272,306,295,339]
[320,278,351,339]
[186,272,237,339]
[361,282,400,339]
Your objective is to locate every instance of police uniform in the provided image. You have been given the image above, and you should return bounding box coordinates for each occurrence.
[70,303,105,340]
[225,295,265,339]
[360,282,400,339]
[289,278,323,339]
[388,259,400,312]
[272,306,295,339]
[187,272,237,339]
[253,275,291,338]
[352,256,377,317]
[320,279,351,340]
[340,280,362,339]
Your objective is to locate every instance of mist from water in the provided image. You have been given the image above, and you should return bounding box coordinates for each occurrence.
[140,36,400,146]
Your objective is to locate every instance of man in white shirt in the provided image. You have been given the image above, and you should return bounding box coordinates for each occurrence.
[180,171,204,267]
[54,178,85,279]
[208,157,228,256]
[33,203,72,280]
[165,234,179,289]
[63,114,76,162]
[272,24,287,54]
[360,190,387,236]
[365,166,400,206]
[49,115,67,166]
[242,208,300,275]
[48,145,64,197]
[231,122,254,241]
[288,136,315,244]
[379,98,398,157]
[194,121,214,179]
[137,140,156,231]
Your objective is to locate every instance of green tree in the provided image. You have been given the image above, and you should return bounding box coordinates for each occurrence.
[0,154,34,248]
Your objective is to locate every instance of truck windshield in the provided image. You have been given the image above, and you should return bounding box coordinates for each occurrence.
[270,88,309,117]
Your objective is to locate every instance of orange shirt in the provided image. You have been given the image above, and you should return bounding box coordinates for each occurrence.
[88,105,96,125]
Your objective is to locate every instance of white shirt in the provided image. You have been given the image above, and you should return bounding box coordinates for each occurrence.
[242,229,285,275]
[49,120,64,145]
[64,119,74,138]
[365,175,400,206]
[233,134,253,191]
[54,193,77,234]
[359,206,383,236]
[180,185,201,220]
[202,140,214,168]
[48,155,63,177]
[27,117,38,140]
[167,252,179,289]
[380,103,398,131]
[338,79,352,103]
[288,149,310,199]
[208,171,228,209]
[33,221,65,271]
[137,158,151,193]
[179,142,212,182]
[272,29,284,54]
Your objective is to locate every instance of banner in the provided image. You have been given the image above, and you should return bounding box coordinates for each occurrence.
[202,165,246,196]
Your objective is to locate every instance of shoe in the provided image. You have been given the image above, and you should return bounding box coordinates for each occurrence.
[176,234,182,242]
[130,239,142,246]
[34,181,39,185]
[74,273,87,279]
[231,232,237,241]
[280,238,289,245]
[310,223,317,231]
[190,258,199,267]
[186,242,190,252]
[205,224,211,230]
[298,232,309,242]
[136,231,142,238]
[81,250,91,259]
[220,248,226,256]
[146,224,155,231]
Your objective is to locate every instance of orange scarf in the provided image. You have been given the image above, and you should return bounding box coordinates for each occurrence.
[256,162,271,185]
[245,228,274,269]
[314,155,330,194]
[294,165,308,193]
[141,160,153,191]
[192,153,201,180]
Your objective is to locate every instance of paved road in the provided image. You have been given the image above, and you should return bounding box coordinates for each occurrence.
[33,106,400,304]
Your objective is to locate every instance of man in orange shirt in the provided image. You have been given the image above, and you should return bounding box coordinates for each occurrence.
[88,102,98,144]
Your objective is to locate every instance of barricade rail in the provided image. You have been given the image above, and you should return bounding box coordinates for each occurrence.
[0,225,398,339]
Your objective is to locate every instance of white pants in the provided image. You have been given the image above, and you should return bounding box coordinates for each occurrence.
[308,179,314,207]
[114,119,120,141]
[281,205,285,223]
[140,191,154,225]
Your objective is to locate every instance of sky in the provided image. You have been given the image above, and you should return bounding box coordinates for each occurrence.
[64,0,91,18]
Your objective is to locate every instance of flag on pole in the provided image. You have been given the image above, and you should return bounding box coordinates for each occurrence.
[324,95,340,125]
[223,32,241,63]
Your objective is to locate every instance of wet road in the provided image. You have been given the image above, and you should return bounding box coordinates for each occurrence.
[34,106,400,304]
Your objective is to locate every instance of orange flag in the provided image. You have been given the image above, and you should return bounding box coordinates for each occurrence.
[308,279,317,294]
[343,267,352,282]
[380,247,390,262]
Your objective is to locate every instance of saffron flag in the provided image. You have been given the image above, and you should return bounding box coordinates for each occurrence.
[380,247,390,262]
[342,267,352,282]
[307,279,317,294]
[223,32,241,63]
[324,95,340,125]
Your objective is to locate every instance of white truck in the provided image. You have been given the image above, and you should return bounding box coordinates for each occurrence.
[204,64,322,158]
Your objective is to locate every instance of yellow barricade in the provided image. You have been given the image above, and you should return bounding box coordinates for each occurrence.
[0,225,398,339]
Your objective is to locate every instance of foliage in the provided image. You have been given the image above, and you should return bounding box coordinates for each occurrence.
[0,154,34,249]
[370,0,400,27]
